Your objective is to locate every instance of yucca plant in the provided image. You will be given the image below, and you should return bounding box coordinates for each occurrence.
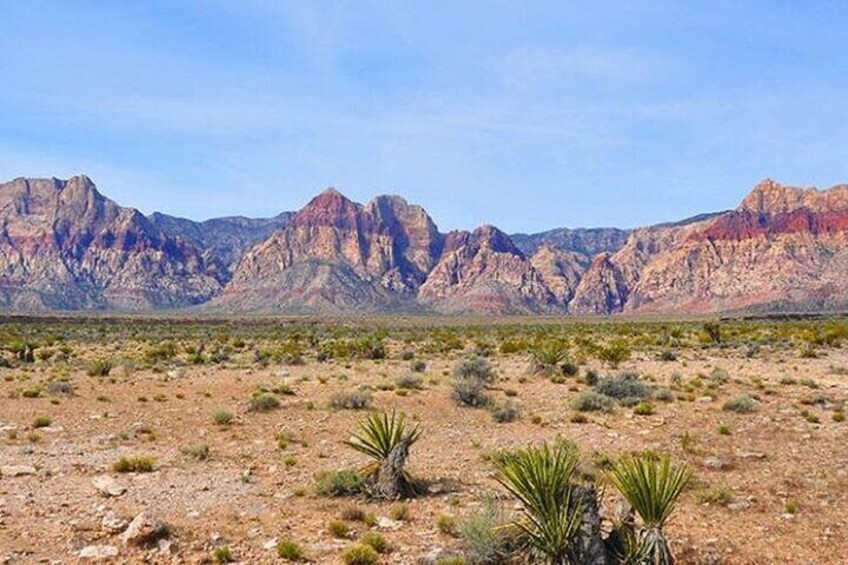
[494,441,584,564]
[344,410,421,499]
[531,342,566,376]
[608,454,691,565]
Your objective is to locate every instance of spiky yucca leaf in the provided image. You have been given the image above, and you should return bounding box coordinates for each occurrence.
[494,441,583,564]
[608,454,691,565]
[608,454,690,528]
[344,410,421,475]
[531,342,567,376]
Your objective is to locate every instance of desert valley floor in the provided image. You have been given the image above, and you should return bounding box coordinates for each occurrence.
[0,317,846,564]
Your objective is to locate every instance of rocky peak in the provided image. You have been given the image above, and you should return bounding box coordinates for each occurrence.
[293,187,363,229]
[738,179,848,215]
[0,175,220,310]
[471,225,523,256]
[569,253,629,314]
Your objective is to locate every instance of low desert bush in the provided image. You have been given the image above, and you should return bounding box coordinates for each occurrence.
[570,390,614,412]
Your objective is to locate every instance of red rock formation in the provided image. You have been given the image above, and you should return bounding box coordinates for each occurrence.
[418,225,557,314]
[0,176,219,310]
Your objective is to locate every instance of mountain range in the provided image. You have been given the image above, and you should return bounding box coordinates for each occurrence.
[1,175,847,315]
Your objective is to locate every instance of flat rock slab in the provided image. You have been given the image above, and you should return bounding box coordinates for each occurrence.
[92,474,127,497]
[78,545,119,560]
[122,512,167,546]
[1,465,36,477]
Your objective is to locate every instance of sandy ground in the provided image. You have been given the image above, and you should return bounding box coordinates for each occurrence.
[1,343,847,564]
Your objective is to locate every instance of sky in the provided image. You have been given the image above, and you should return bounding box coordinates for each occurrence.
[2,1,848,233]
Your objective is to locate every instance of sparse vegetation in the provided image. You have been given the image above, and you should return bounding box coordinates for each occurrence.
[1,316,845,562]
[330,389,373,410]
[344,410,421,499]
[341,544,380,565]
[113,455,157,473]
[723,395,758,413]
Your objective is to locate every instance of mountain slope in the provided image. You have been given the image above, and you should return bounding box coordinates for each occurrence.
[573,180,848,314]
[0,176,220,310]
[1,175,847,315]
[149,211,293,279]
[213,189,443,312]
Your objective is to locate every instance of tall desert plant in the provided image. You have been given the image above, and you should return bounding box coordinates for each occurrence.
[344,410,421,499]
[608,454,691,564]
[494,441,583,564]
[531,342,566,376]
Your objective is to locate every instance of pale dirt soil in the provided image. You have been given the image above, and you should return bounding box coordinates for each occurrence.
[1,343,847,564]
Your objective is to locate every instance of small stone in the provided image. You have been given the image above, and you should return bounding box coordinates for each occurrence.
[92,475,127,497]
[727,499,751,511]
[101,512,128,533]
[78,545,119,560]
[418,547,458,565]
[121,513,167,546]
[1,465,37,477]
[377,516,403,530]
[702,457,732,471]
[263,538,279,551]
[736,450,767,460]
[157,539,172,555]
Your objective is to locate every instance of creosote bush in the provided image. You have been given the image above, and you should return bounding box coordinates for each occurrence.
[593,372,650,402]
[341,544,380,565]
[276,539,305,561]
[570,390,614,412]
[316,469,366,497]
[248,392,281,412]
[113,455,157,473]
[86,358,113,377]
[723,395,758,413]
[452,357,494,407]
[212,409,234,426]
[330,389,373,410]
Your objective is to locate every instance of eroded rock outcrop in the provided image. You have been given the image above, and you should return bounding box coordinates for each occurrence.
[0,176,220,310]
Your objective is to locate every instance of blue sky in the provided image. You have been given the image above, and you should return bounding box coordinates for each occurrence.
[2,1,848,232]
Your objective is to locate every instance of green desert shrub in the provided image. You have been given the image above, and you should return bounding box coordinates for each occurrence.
[593,372,650,402]
[491,402,520,423]
[452,357,494,407]
[86,358,113,377]
[459,496,509,563]
[113,455,157,473]
[315,470,366,497]
[32,415,52,428]
[276,539,305,561]
[722,395,758,413]
[360,532,391,554]
[395,373,423,390]
[570,390,614,412]
[330,389,373,410]
[596,340,631,368]
[530,342,566,376]
[212,409,234,426]
[248,392,281,412]
[341,544,380,565]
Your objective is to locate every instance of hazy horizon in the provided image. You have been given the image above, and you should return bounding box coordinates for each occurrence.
[3,2,848,231]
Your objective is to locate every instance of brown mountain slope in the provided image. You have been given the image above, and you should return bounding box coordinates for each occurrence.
[1,175,847,315]
[148,211,293,280]
[573,180,848,314]
[213,189,443,312]
[417,226,558,314]
[0,176,220,310]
